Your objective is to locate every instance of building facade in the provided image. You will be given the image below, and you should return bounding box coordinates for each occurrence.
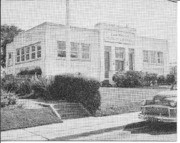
[6,22,169,82]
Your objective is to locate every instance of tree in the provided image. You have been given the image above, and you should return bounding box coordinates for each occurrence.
[1,25,23,67]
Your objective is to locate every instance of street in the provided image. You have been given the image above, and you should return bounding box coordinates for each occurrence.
[70,121,177,141]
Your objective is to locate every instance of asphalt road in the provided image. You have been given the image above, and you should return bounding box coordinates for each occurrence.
[70,121,177,141]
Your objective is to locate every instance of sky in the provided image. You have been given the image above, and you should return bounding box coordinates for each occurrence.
[1,0,177,63]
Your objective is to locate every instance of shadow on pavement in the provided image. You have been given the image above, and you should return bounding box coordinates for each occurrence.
[124,121,177,135]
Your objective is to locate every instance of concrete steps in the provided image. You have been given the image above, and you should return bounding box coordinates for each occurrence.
[53,102,91,120]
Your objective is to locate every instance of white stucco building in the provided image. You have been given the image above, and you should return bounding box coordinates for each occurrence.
[6,22,169,82]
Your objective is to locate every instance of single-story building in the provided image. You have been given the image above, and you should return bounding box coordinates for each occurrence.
[6,22,169,82]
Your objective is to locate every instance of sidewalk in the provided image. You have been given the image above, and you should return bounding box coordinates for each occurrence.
[1,112,142,141]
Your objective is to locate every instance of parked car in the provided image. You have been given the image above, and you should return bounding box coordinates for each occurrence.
[139,88,177,122]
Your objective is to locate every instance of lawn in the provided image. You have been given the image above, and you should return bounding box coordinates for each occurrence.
[96,87,168,116]
[1,107,62,131]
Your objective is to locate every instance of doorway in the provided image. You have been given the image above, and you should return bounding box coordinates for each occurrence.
[104,46,111,78]
[129,49,134,70]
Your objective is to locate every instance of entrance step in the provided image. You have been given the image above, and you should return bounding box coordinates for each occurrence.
[53,102,91,120]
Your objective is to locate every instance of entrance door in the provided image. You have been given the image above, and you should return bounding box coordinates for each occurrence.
[104,51,110,78]
[129,49,134,70]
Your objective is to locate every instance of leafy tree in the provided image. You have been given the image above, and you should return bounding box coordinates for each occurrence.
[1,25,23,67]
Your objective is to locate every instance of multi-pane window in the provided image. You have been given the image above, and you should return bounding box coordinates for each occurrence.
[7,52,13,66]
[71,42,79,59]
[57,41,91,60]
[16,49,20,63]
[150,51,156,64]
[81,43,90,60]
[31,46,36,59]
[26,47,30,61]
[57,41,66,57]
[115,47,125,60]
[37,45,41,58]
[21,48,25,61]
[115,47,125,71]
[143,50,163,64]
[157,52,163,64]
[143,51,148,63]
[15,43,41,64]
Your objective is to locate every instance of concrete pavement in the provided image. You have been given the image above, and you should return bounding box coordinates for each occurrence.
[1,112,142,141]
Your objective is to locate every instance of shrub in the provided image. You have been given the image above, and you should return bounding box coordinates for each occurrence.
[51,74,101,114]
[16,79,32,96]
[17,67,42,76]
[143,73,157,86]
[157,75,166,85]
[2,80,19,93]
[166,74,175,85]
[101,80,112,87]
[31,77,55,99]
[113,71,143,88]
[1,90,17,108]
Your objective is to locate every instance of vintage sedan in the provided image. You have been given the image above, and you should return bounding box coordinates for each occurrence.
[139,90,177,122]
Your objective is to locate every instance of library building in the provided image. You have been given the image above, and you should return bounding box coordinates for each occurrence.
[6,22,169,82]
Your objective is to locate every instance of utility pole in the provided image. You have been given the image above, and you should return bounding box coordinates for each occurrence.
[66,0,71,69]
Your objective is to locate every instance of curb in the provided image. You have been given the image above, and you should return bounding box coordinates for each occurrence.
[51,124,126,140]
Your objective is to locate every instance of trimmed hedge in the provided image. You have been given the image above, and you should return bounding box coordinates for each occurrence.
[17,67,42,76]
[113,71,143,88]
[31,74,101,115]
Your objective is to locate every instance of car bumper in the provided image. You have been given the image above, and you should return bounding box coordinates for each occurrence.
[139,113,177,122]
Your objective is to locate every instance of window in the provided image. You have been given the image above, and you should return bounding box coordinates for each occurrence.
[157,52,163,64]
[150,51,156,64]
[8,52,13,66]
[143,50,163,64]
[81,43,90,60]
[71,42,79,59]
[37,45,41,58]
[16,49,20,63]
[115,47,125,60]
[26,47,30,61]
[115,47,125,71]
[143,50,148,63]
[31,46,36,59]
[21,48,25,61]
[57,41,66,57]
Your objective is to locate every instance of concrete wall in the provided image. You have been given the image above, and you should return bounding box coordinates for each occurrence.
[44,24,101,80]
[6,23,47,75]
[135,36,169,75]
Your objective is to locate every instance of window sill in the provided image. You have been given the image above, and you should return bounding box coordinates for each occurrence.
[15,58,41,65]
[56,57,91,62]
[143,62,164,66]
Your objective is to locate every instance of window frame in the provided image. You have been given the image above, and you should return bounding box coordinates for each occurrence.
[115,47,125,60]
[31,45,36,60]
[37,45,41,58]
[71,42,79,59]
[7,52,13,67]
[25,47,30,61]
[81,43,90,60]
[21,47,25,62]
[57,41,66,58]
